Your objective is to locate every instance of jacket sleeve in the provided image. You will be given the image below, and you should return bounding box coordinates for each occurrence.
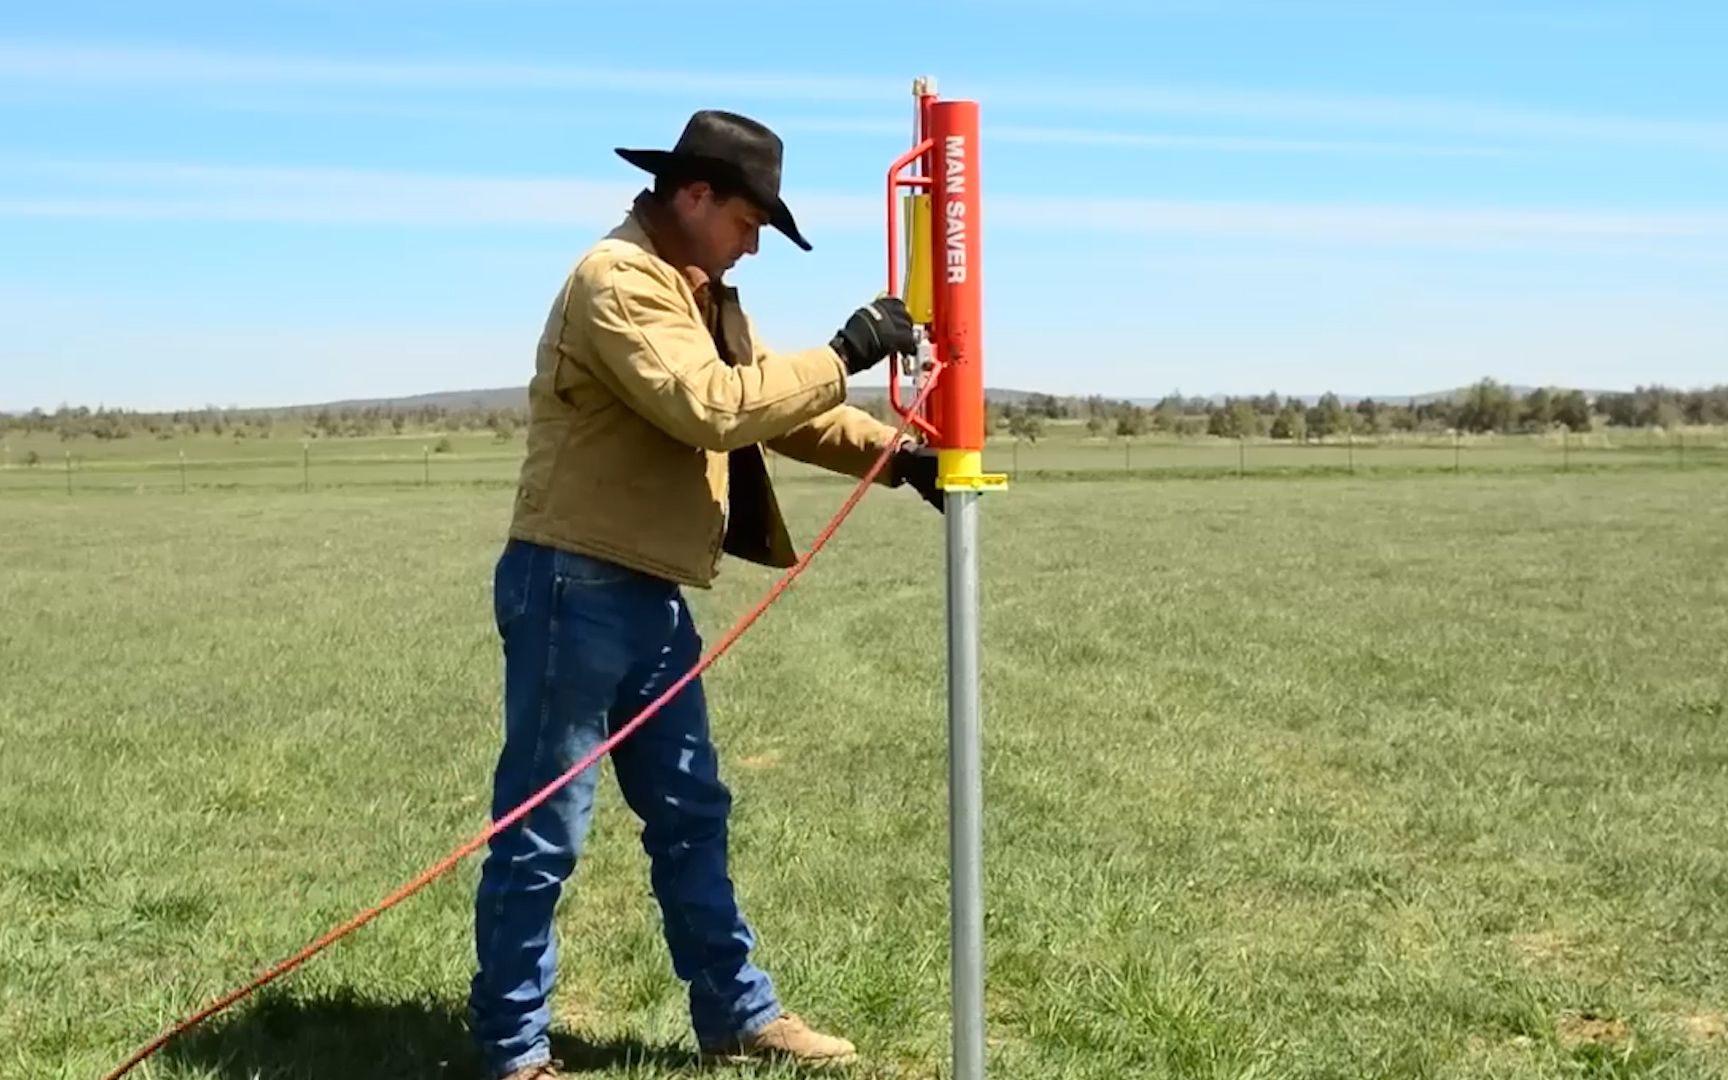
[579,258,849,452]
[767,405,907,484]
[749,312,906,483]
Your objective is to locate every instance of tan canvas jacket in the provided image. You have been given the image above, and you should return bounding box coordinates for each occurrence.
[507,193,905,588]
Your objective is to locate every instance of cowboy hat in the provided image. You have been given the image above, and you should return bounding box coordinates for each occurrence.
[615,109,812,252]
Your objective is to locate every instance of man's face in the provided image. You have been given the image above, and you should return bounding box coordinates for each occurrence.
[674,183,768,277]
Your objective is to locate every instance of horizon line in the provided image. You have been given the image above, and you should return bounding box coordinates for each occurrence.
[14,378,1723,419]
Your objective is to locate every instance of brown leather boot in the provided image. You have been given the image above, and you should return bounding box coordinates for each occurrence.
[498,1061,562,1080]
[700,1012,858,1067]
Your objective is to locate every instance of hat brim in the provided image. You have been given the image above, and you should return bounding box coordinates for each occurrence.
[615,147,811,252]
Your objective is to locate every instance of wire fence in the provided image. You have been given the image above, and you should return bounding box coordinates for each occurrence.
[980,427,1728,481]
[2,429,1725,496]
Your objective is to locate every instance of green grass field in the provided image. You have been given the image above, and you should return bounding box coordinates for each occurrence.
[4,467,1727,1079]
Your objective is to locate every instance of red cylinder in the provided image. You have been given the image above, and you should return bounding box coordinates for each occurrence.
[929,99,983,454]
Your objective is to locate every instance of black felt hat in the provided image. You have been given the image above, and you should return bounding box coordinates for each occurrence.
[616,109,812,251]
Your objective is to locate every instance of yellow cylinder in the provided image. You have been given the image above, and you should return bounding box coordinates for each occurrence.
[903,193,934,325]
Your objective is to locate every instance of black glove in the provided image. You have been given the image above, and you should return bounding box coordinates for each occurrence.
[831,297,917,375]
[892,444,944,512]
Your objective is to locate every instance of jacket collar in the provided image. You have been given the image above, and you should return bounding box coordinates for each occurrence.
[627,189,716,301]
[619,190,758,367]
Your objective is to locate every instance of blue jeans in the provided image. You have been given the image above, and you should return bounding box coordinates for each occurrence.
[467,539,781,1078]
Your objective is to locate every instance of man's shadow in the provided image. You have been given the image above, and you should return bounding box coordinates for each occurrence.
[161,987,698,1078]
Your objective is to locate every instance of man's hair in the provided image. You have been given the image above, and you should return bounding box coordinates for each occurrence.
[652,163,750,205]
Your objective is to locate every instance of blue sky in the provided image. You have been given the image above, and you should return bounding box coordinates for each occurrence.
[3,1,1726,411]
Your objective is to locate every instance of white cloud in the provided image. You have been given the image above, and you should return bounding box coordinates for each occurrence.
[0,39,894,100]
[992,195,1728,247]
[0,86,1507,159]
[0,159,640,225]
[775,118,1510,157]
[957,0,1662,32]
[4,38,1726,150]
[7,158,1727,254]
[969,81,1728,150]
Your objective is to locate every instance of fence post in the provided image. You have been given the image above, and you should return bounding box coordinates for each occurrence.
[302,442,310,492]
[423,445,430,486]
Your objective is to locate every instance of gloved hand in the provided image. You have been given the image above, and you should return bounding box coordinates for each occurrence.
[831,297,917,376]
[892,443,944,512]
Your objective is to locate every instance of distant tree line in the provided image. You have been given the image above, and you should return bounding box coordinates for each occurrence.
[0,402,525,443]
[960,380,1728,443]
[6,379,1726,445]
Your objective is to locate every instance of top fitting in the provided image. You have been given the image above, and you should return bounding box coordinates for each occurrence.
[913,76,937,96]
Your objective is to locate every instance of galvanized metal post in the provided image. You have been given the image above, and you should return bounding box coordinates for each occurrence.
[886,80,1002,1079]
[945,487,985,1080]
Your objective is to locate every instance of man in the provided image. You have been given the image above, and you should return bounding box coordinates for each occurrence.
[467,110,943,1080]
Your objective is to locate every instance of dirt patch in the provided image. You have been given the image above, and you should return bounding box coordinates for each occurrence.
[1681,1011,1727,1044]
[1557,1011,1632,1049]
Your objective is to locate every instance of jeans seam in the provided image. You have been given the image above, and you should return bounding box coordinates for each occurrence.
[655,605,771,1039]
[657,599,722,1006]
[475,572,564,1022]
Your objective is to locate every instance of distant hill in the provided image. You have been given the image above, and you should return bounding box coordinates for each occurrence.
[284,383,1623,415]
[7,381,1641,418]
[278,386,528,413]
[276,383,1047,413]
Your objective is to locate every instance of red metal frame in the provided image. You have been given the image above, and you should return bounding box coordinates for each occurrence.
[885,142,932,297]
[885,86,983,452]
[885,136,938,439]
